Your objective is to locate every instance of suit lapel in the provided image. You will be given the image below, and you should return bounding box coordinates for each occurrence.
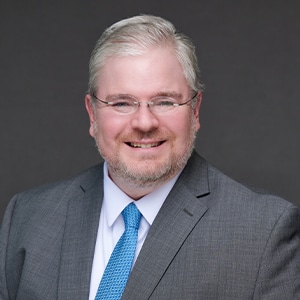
[122,153,210,299]
[57,165,104,300]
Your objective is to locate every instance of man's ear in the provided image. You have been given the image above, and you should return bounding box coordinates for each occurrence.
[85,94,96,138]
[193,91,202,131]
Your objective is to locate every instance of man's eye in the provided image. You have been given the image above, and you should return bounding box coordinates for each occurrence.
[112,101,134,107]
[155,99,176,106]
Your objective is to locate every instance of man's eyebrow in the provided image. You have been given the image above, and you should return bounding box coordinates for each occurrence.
[153,92,183,99]
[106,94,135,101]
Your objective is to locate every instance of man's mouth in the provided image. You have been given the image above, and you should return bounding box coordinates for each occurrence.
[126,141,164,148]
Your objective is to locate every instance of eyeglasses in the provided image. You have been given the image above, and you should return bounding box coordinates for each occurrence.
[91,91,198,115]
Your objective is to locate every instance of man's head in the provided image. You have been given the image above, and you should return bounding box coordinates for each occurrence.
[85,15,203,198]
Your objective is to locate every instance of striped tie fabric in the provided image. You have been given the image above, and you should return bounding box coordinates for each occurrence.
[94,203,141,300]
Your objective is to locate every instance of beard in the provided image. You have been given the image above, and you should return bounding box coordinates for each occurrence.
[93,115,198,190]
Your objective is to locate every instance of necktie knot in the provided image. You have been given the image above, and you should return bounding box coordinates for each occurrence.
[122,203,141,230]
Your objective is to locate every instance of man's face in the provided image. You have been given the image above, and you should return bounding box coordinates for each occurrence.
[85,47,201,195]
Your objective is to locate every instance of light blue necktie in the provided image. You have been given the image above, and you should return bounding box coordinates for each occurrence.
[95,203,142,300]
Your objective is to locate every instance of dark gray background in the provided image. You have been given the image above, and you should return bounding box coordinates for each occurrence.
[1,0,299,222]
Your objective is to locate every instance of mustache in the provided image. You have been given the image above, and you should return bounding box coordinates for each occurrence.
[120,129,171,141]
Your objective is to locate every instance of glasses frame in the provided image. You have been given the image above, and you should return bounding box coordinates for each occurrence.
[91,91,198,114]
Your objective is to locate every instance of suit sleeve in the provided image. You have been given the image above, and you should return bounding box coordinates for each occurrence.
[253,204,300,299]
[0,195,18,300]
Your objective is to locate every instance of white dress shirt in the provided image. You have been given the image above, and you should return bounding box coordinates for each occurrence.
[89,162,181,300]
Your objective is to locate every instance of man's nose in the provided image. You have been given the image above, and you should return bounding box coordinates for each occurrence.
[130,103,160,131]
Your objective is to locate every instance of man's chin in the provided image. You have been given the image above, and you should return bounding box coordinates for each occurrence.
[110,160,174,186]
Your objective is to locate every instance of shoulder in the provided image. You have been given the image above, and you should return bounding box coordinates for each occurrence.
[6,163,103,221]
[208,161,295,212]
[18,163,102,196]
[185,152,298,222]
[182,153,300,265]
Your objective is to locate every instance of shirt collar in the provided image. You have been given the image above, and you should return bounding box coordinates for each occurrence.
[102,161,181,227]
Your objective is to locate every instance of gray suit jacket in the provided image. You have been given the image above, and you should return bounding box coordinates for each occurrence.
[1,152,300,299]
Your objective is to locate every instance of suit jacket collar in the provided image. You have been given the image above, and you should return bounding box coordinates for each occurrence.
[122,152,210,299]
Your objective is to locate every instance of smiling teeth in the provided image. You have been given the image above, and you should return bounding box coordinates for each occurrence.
[131,143,160,148]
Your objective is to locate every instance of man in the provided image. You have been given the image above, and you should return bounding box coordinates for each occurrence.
[0,15,299,300]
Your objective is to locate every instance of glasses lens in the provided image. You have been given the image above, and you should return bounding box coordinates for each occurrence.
[111,98,136,113]
[151,97,177,114]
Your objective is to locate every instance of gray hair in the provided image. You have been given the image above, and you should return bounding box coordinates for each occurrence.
[88,15,204,96]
